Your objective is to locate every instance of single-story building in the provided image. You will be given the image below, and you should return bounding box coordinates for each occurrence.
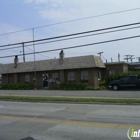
[103,61,140,77]
[104,62,129,77]
[0,50,106,89]
[128,62,140,71]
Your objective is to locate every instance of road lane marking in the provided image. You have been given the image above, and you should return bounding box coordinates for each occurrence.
[0,115,139,129]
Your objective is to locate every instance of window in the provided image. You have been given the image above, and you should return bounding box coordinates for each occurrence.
[129,76,137,82]
[43,74,48,81]
[25,75,30,82]
[98,71,101,80]
[81,71,88,80]
[68,72,75,81]
[121,76,129,81]
[109,70,115,75]
[52,73,58,80]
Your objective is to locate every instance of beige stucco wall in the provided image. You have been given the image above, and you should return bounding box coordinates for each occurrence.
[9,74,14,84]
[14,74,18,84]
[59,70,65,83]
[2,74,8,85]
[62,68,103,88]
[103,63,129,79]
[123,64,129,72]
[1,68,104,89]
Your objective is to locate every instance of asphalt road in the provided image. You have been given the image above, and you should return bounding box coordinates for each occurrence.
[0,90,140,98]
[0,101,140,140]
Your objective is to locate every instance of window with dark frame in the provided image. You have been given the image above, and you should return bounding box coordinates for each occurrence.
[25,75,30,82]
[52,73,58,80]
[68,72,75,81]
[81,71,88,80]
[98,71,101,80]
[109,70,115,75]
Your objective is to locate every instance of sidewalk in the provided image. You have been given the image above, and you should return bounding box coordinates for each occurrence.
[0,90,140,98]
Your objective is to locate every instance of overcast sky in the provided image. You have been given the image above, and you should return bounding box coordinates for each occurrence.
[1,0,140,64]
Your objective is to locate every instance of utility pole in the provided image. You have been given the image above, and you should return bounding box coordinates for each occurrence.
[118,53,120,62]
[22,43,25,62]
[137,57,140,62]
[124,54,135,63]
[129,55,135,63]
[98,52,103,57]
[124,55,130,62]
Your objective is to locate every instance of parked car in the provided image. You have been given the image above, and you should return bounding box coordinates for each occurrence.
[109,75,140,90]
[0,78,1,86]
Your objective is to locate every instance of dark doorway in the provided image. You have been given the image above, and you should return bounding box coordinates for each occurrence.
[42,74,49,88]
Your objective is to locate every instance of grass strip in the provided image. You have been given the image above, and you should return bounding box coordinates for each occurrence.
[0,95,140,104]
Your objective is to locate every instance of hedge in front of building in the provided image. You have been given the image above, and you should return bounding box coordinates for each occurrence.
[0,83,34,90]
[59,82,90,90]
[50,82,106,90]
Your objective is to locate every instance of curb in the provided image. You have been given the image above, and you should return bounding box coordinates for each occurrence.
[0,96,140,105]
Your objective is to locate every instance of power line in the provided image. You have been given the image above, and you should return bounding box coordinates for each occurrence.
[26,46,52,59]
[1,21,140,48]
[0,7,140,36]
[1,34,140,59]
[25,25,140,47]
[0,46,22,51]
[1,24,140,51]
[37,53,53,59]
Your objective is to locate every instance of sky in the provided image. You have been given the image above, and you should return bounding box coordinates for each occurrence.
[1,0,140,64]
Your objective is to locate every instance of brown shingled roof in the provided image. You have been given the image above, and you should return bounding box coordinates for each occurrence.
[0,55,105,74]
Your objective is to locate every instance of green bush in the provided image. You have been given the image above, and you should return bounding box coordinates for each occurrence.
[99,86,106,90]
[84,86,95,90]
[59,82,107,90]
[59,82,90,90]
[1,83,34,90]
[100,80,107,87]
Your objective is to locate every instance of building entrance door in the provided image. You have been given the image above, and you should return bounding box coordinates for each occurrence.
[42,74,49,88]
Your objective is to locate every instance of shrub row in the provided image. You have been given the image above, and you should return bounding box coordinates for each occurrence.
[49,82,106,90]
[59,82,89,90]
[0,83,34,90]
